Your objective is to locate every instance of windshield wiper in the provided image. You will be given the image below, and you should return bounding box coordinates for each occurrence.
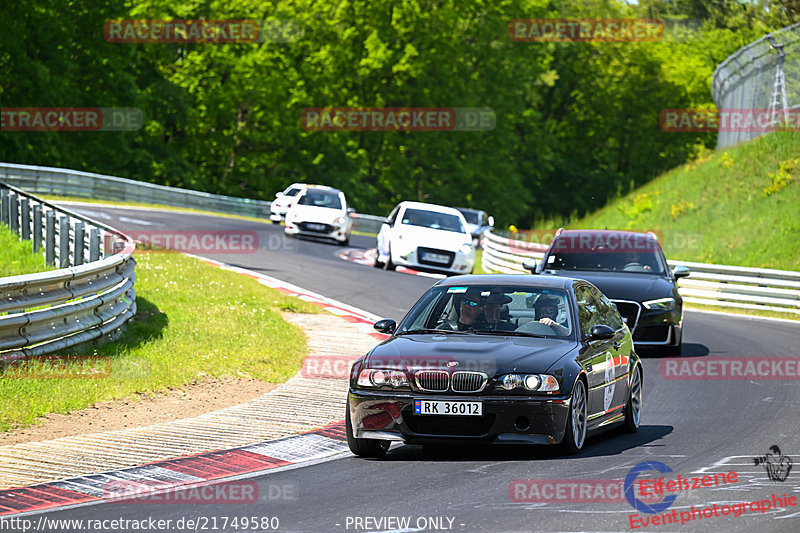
[396,328,467,335]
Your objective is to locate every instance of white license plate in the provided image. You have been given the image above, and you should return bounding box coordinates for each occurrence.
[421,252,450,264]
[306,223,326,230]
[413,400,482,416]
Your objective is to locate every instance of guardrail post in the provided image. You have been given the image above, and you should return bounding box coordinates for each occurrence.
[58,215,70,268]
[45,210,55,265]
[32,204,43,252]
[0,188,8,226]
[73,221,85,266]
[9,193,19,234]
[20,197,30,240]
[89,228,100,262]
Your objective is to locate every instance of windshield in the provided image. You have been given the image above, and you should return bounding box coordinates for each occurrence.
[458,210,480,224]
[544,250,666,275]
[401,208,466,233]
[297,190,342,209]
[397,285,574,339]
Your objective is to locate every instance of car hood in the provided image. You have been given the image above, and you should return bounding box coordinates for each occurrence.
[542,270,675,301]
[288,204,344,223]
[396,225,471,251]
[364,335,576,376]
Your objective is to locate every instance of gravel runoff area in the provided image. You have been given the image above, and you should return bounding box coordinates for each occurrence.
[0,312,380,489]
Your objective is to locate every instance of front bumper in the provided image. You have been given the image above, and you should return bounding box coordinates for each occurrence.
[391,246,474,275]
[348,389,570,445]
[611,300,682,347]
[285,221,349,241]
[633,308,682,346]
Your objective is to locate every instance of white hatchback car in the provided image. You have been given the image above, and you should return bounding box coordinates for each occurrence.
[270,183,309,223]
[375,201,475,275]
[284,186,353,245]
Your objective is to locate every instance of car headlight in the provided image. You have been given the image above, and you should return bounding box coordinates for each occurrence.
[497,373,559,392]
[333,216,345,225]
[460,243,473,255]
[643,297,675,310]
[357,369,409,388]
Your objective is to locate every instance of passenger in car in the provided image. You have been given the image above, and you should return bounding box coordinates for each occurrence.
[482,288,515,331]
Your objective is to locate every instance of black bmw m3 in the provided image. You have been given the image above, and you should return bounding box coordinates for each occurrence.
[346,274,643,457]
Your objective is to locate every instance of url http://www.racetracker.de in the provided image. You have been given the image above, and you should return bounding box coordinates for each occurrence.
[629,492,798,528]
[0,515,281,533]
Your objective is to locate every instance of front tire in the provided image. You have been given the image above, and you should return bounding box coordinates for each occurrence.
[561,379,587,454]
[345,400,390,458]
[623,365,642,433]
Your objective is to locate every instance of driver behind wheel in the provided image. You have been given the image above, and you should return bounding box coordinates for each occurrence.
[535,295,569,335]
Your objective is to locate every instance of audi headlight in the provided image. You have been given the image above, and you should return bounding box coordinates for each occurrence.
[643,297,675,310]
[460,243,474,255]
[497,373,559,392]
[357,369,409,388]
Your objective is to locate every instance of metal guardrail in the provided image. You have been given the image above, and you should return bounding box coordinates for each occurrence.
[0,162,383,235]
[0,182,137,360]
[481,230,800,316]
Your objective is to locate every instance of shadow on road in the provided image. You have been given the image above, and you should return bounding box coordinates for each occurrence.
[376,424,673,462]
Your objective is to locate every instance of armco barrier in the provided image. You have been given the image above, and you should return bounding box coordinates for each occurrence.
[0,182,136,359]
[481,230,800,316]
[0,162,383,235]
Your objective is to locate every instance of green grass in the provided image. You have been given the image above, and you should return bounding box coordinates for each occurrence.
[0,251,321,432]
[565,131,800,271]
[0,224,53,277]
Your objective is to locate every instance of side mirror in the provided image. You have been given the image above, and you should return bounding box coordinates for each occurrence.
[522,258,537,273]
[347,207,356,214]
[275,192,284,198]
[589,324,615,340]
[374,319,397,334]
[672,265,690,279]
[384,217,392,225]
[487,215,495,227]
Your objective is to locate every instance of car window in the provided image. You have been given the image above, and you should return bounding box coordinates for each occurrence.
[589,286,624,331]
[546,238,666,275]
[459,210,480,224]
[285,187,302,197]
[574,285,605,338]
[297,191,342,209]
[400,208,466,233]
[397,285,574,338]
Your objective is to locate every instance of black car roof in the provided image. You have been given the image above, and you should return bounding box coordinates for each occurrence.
[434,274,575,290]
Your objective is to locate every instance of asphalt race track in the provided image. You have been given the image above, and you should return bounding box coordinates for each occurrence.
[19,205,800,533]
